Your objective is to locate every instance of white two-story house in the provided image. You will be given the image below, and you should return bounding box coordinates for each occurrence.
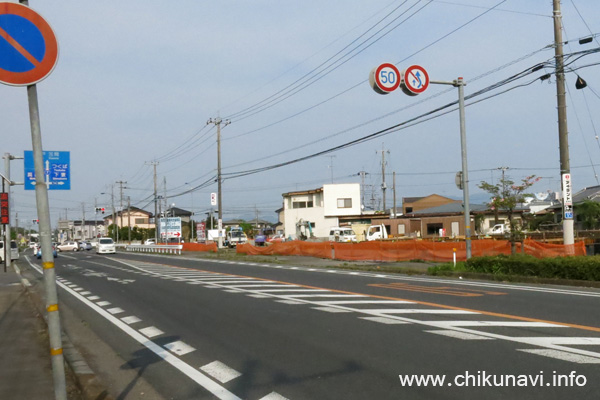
[282,183,361,239]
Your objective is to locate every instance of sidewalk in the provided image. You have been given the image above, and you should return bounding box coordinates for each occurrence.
[0,264,55,399]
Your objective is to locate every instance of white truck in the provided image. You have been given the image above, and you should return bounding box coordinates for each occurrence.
[366,224,389,241]
[328,227,357,243]
[487,224,508,235]
[227,227,248,248]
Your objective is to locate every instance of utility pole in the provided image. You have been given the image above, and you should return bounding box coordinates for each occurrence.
[553,0,574,249]
[146,161,159,243]
[94,198,98,239]
[496,166,509,225]
[111,185,116,242]
[207,116,230,248]
[358,171,368,210]
[116,181,127,242]
[327,155,336,184]
[377,145,390,212]
[393,171,397,218]
[163,177,167,219]
[81,202,85,240]
[127,196,131,243]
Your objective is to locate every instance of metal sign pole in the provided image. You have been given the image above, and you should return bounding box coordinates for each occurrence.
[27,84,68,399]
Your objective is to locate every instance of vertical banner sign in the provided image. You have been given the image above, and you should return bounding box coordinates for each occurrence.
[562,173,573,219]
[197,221,206,242]
[210,192,217,206]
[0,193,8,224]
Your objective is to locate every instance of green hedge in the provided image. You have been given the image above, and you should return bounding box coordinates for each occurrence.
[464,254,600,281]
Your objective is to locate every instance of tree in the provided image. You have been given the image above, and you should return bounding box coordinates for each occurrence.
[478,175,540,254]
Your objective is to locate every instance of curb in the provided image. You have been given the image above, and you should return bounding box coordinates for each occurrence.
[13,263,114,400]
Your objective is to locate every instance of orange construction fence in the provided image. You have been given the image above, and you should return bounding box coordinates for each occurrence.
[236,239,586,262]
[182,242,218,253]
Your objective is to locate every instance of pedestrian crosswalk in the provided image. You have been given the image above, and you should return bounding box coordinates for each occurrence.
[100,259,600,365]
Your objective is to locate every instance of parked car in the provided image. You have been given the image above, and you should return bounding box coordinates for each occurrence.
[36,244,58,259]
[266,234,286,244]
[144,239,156,245]
[96,237,116,254]
[78,241,92,251]
[57,241,79,252]
[0,240,19,261]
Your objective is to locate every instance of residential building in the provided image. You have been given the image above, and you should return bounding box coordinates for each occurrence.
[282,183,361,239]
[103,206,154,229]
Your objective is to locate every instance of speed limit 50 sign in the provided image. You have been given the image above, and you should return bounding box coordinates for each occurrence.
[369,63,400,95]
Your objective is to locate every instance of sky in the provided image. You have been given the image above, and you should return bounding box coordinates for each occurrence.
[2,0,600,228]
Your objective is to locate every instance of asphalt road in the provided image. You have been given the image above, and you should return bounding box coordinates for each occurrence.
[22,250,600,399]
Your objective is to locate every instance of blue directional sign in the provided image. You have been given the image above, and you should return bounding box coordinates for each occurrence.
[24,150,70,190]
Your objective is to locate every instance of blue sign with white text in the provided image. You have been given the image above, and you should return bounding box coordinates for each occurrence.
[24,150,70,190]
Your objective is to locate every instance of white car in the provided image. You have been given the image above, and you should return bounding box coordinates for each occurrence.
[144,238,156,245]
[96,237,116,254]
[0,240,19,261]
[57,241,79,252]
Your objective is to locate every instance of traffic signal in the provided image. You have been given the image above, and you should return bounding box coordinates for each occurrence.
[95,207,105,214]
[101,208,105,214]
[32,219,39,224]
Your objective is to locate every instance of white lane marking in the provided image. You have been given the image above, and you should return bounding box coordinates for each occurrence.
[275,300,305,305]
[21,278,32,287]
[87,295,100,301]
[247,294,270,298]
[424,321,565,328]
[426,330,495,340]
[179,254,600,298]
[514,337,600,346]
[314,300,414,305]
[368,308,479,314]
[259,392,289,400]
[104,257,600,363]
[121,316,142,325]
[73,287,84,291]
[107,307,125,315]
[363,309,477,315]
[139,326,164,338]
[252,289,327,293]
[312,307,352,313]
[28,261,242,400]
[164,340,196,356]
[360,317,410,325]
[284,294,364,298]
[192,278,255,282]
[96,301,111,307]
[518,349,600,364]
[224,290,242,293]
[229,284,299,288]
[202,280,264,284]
[200,361,242,383]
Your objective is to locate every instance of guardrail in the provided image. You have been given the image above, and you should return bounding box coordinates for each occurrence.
[125,244,183,255]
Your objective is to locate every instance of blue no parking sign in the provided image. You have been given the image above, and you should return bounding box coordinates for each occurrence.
[0,2,58,86]
[24,150,70,190]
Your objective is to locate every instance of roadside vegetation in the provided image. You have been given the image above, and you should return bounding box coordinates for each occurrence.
[428,254,600,283]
